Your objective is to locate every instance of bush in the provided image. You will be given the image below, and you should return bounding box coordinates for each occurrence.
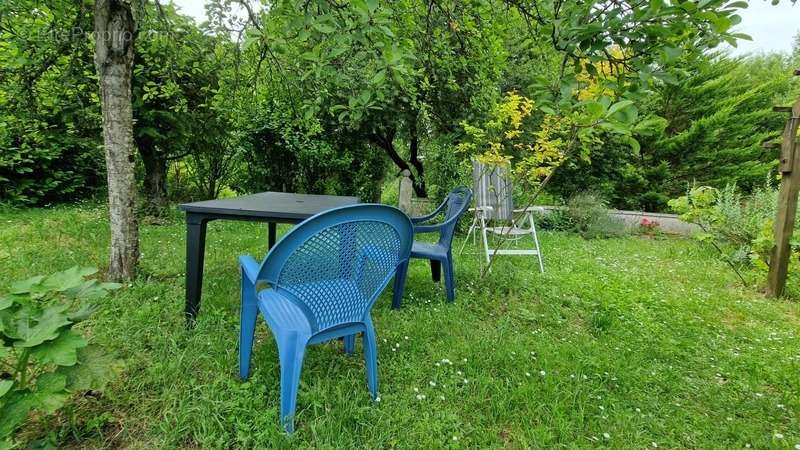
[236,104,387,202]
[0,116,104,206]
[422,139,472,202]
[711,183,778,266]
[668,181,795,273]
[533,208,573,231]
[565,192,627,239]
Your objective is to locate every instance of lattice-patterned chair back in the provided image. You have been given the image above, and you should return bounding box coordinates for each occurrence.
[438,187,473,248]
[472,159,514,221]
[256,205,413,333]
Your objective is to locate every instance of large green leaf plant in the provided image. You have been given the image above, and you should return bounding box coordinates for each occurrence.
[0,267,122,449]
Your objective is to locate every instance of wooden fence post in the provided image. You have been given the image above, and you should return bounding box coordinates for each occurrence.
[766,72,800,297]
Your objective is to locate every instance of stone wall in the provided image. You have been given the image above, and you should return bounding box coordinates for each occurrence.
[536,206,699,236]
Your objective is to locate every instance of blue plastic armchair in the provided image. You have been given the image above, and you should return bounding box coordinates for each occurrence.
[392,187,473,308]
[238,204,413,433]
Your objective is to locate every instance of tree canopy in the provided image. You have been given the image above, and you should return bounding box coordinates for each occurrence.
[1,0,797,211]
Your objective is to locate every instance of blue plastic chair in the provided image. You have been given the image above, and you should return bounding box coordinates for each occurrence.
[392,187,473,308]
[238,204,413,433]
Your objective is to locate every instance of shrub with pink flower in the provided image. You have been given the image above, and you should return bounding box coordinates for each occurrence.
[639,217,660,235]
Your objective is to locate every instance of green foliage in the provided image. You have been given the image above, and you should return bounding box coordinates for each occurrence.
[565,192,627,239]
[0,0,103,206]
[548,53,799,211]
[2,0,773,207]
[532,208,573,232]
[421,137,471,201]
[654,54,795,192]
[0,267,122,448]
[533,193,628,238]
[236,101,387,201]
[133,3,239,203]
[0,1,239,207]
[228,0,511,197]
[0,116,104,206]
[668,182,800,275]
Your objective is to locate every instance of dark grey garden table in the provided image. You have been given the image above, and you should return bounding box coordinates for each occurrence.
[179,191,360,322]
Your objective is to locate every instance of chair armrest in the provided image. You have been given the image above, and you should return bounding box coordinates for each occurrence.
[413,223,443,234]
[238,255,260,284]
[411,216,432,224]
[414,206,469,233]
[514,206,546,213]
[471,206,494,212]
[469,206,493,218]
[411,199,448,223]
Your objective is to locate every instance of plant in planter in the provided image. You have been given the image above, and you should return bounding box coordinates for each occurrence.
[0,267,122,449]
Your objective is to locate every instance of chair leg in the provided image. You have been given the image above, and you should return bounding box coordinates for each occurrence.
[277,333,308,434]
[443,256,455,303]
[363,318,379,399]
[239,278,258,381]
[458,216,478,255]
[392,260,409,309]
[430,259,441,282]
[343,334,356,354]
[529,213,544,273]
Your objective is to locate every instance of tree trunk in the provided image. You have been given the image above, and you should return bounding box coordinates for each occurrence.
[139,139,168,208]
[369,129,428,198]
[95,0,139,281]
[206,174,217,200]
[407,114,427,198]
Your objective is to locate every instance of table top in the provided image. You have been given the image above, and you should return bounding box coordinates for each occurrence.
[179,191,360,221]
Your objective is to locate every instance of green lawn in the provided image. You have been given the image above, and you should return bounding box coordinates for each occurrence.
[1,204,799,449]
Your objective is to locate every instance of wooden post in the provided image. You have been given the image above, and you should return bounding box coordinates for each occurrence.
[766,74,800,297]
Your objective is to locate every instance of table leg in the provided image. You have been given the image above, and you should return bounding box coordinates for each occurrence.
[268,222,277,249]
[185,213,209,323]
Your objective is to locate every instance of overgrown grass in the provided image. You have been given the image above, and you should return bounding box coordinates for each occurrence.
[1,204,799,449]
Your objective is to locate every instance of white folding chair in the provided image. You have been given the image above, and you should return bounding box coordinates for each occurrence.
[460,160,544,272]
